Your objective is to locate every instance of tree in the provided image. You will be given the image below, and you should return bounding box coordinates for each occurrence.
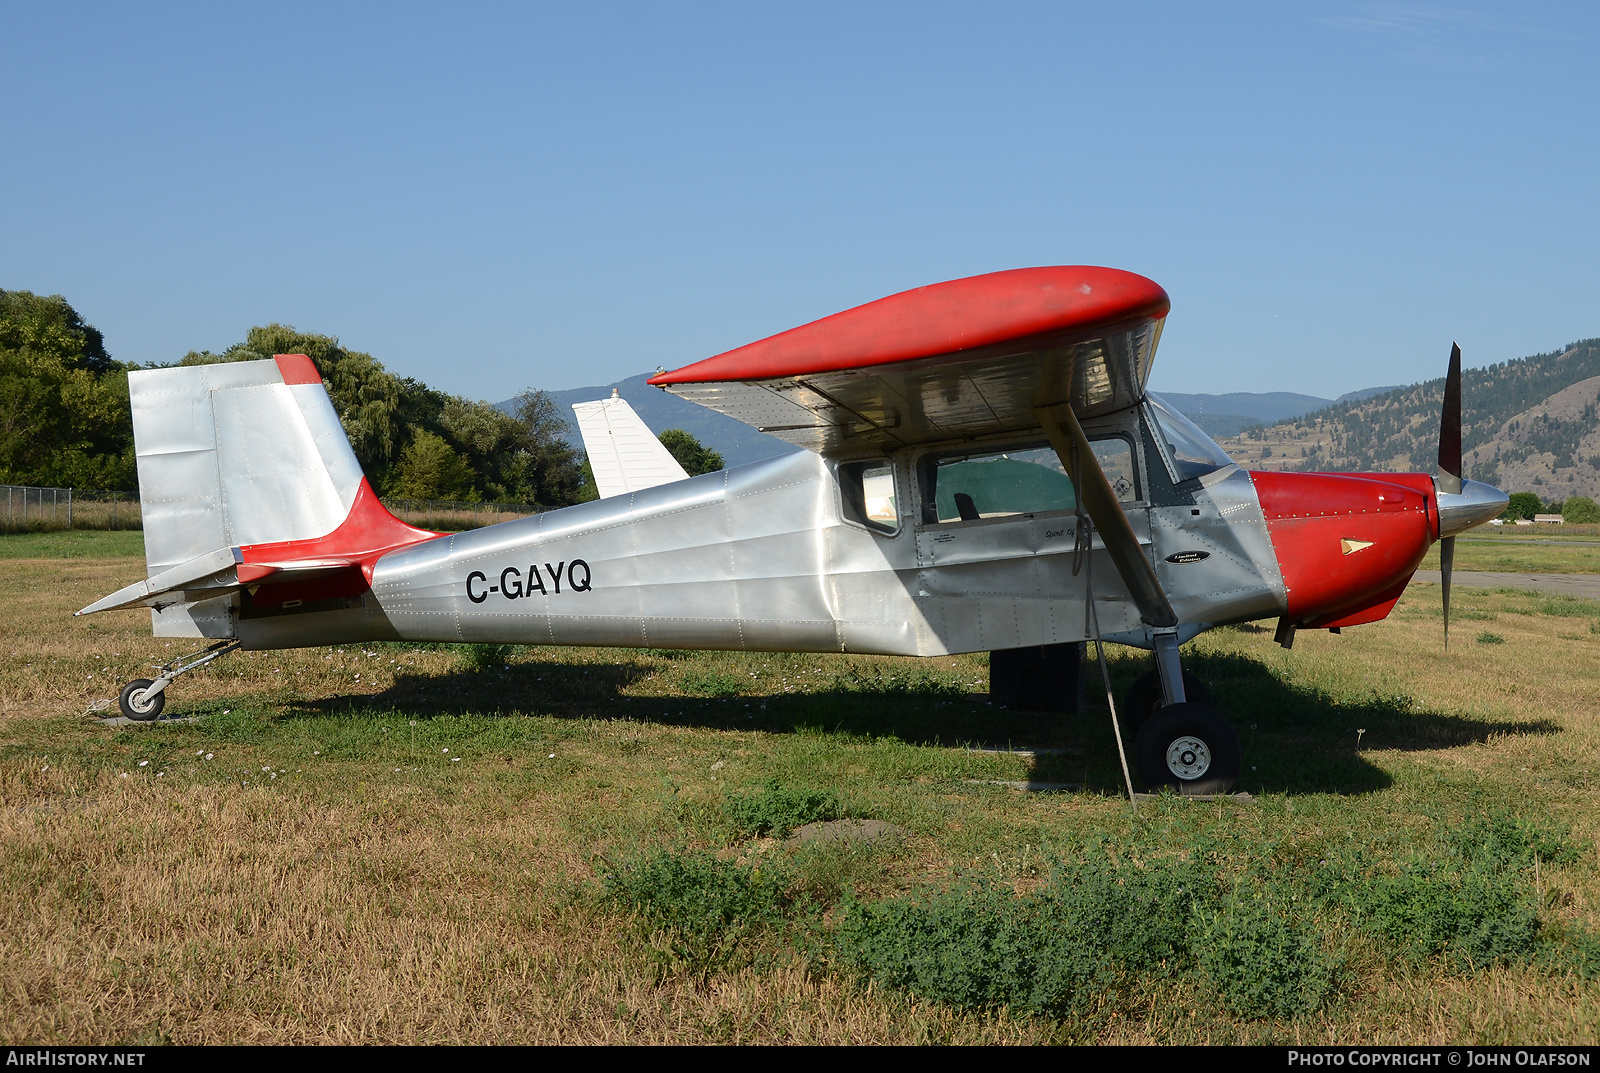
[179,329,585,506]
[576,457,599,503]
[0,291,134,488]
[0,291,112,372]
[504,389,584,504]
[1563,495,1600,524]
[1504,492,1542,520]
[658,428,724,476]
[390,429,478,500]
[0,299,585,503]
[179,325,409,485]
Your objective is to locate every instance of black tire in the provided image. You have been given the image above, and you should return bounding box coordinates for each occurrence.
[119,679,165,721]
[1121,669,1211,739]
[1134,702,1240,796]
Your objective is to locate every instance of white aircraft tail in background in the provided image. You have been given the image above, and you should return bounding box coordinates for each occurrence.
[571,391,689,499]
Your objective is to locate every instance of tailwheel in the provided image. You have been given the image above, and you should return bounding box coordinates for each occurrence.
[119,679,166,721]
[1135,702,1240,796]
[1121,669,1211,740]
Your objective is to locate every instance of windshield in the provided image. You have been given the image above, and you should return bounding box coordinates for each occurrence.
[1146,393,1236,482]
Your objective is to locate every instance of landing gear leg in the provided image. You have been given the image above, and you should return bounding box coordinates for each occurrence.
[118,640,241,721]
[1151,630,1187,706]
[1134,629,1241,795]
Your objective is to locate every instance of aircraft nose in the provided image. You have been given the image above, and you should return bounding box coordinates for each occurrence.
[1437,479,1509,538]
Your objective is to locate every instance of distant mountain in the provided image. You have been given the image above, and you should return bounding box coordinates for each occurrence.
[499,374,801,468]
[1154,391,1335,423]
[1336,385,1404,403]
[1180,413,1283,438]
[1212,339,1600,499]
[1155,390,1359,438]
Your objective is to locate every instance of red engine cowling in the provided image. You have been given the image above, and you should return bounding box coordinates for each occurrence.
[1251,471,1435,629]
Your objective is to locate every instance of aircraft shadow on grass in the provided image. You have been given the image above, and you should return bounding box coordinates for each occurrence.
[287,645,1559,799]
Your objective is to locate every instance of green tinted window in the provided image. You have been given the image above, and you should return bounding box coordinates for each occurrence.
[929,440,1137,524]
[933,448,1075,523]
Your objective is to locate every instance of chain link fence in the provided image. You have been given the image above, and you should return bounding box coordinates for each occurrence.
[1,486,548,534]
[1,486,143,532]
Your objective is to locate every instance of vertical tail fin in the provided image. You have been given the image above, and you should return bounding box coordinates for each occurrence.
[133,355,371,576]
[572,391,689,498]
[121,355,434,637]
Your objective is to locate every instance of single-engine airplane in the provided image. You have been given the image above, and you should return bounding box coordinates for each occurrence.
[77,266,1507,794]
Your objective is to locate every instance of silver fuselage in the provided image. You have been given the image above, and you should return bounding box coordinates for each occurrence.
[237,408,1288,654]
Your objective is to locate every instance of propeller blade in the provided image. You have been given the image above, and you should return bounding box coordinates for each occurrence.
[1438,342,1463,495]
[1441,535,1454,649]
[1035,401,1177,628]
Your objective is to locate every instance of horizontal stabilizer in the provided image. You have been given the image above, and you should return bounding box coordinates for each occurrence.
[572,392,689,499]
[75,548,359,616]
[76,548,240,616]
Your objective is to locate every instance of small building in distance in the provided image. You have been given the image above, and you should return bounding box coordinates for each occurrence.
[1534,514,1564,524]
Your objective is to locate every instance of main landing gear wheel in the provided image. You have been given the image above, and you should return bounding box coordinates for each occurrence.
[1134,702,1240,796]
[1122,670,1212,740]
[118,679,166,721]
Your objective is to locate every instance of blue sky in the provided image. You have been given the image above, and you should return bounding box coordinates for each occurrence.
[5,2,1596,401]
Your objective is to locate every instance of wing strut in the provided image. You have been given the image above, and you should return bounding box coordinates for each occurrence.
[1034,401,1177,629]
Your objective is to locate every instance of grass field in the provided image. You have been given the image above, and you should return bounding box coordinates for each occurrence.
[1421,535,1600,575]
[2,537,1598,1044]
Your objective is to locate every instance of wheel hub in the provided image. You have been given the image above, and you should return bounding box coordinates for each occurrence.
[1165,736,1211,780]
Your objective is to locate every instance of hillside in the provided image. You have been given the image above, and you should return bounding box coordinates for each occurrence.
[1153,390,1334,437]
[1214,339,1600,498]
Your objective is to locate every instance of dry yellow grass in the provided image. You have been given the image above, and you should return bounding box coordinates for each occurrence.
[3,542,1599,1044]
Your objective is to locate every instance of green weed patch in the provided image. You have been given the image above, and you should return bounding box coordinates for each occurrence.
[1365,863,1541,970]
[834,859,1205,1017]
[726,779,842,838]
[602,849,803,972]
[1193,888,1341,1019]
[1359,811,1580,971]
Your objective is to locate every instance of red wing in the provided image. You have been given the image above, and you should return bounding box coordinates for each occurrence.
[650,266,1169,452]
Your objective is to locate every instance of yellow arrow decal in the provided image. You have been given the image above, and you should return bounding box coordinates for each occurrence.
[1342,538,1374,555]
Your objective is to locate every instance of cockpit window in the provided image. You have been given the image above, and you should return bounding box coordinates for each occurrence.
[921,438,1139,525]
[1146,393,1235,482]
[933,447,1075,522]
[839,461,899,534]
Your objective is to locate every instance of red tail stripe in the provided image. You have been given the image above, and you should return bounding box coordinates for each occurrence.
[273,353,323,385]
[238,479,441,583]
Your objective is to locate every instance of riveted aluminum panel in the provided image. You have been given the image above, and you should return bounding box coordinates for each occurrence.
[151,593,236,638]
[369,452,848,651]
[133,384,226,576]
[1147,466,1286,626]
[212,383,352,548]
[907,496,1149,652]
